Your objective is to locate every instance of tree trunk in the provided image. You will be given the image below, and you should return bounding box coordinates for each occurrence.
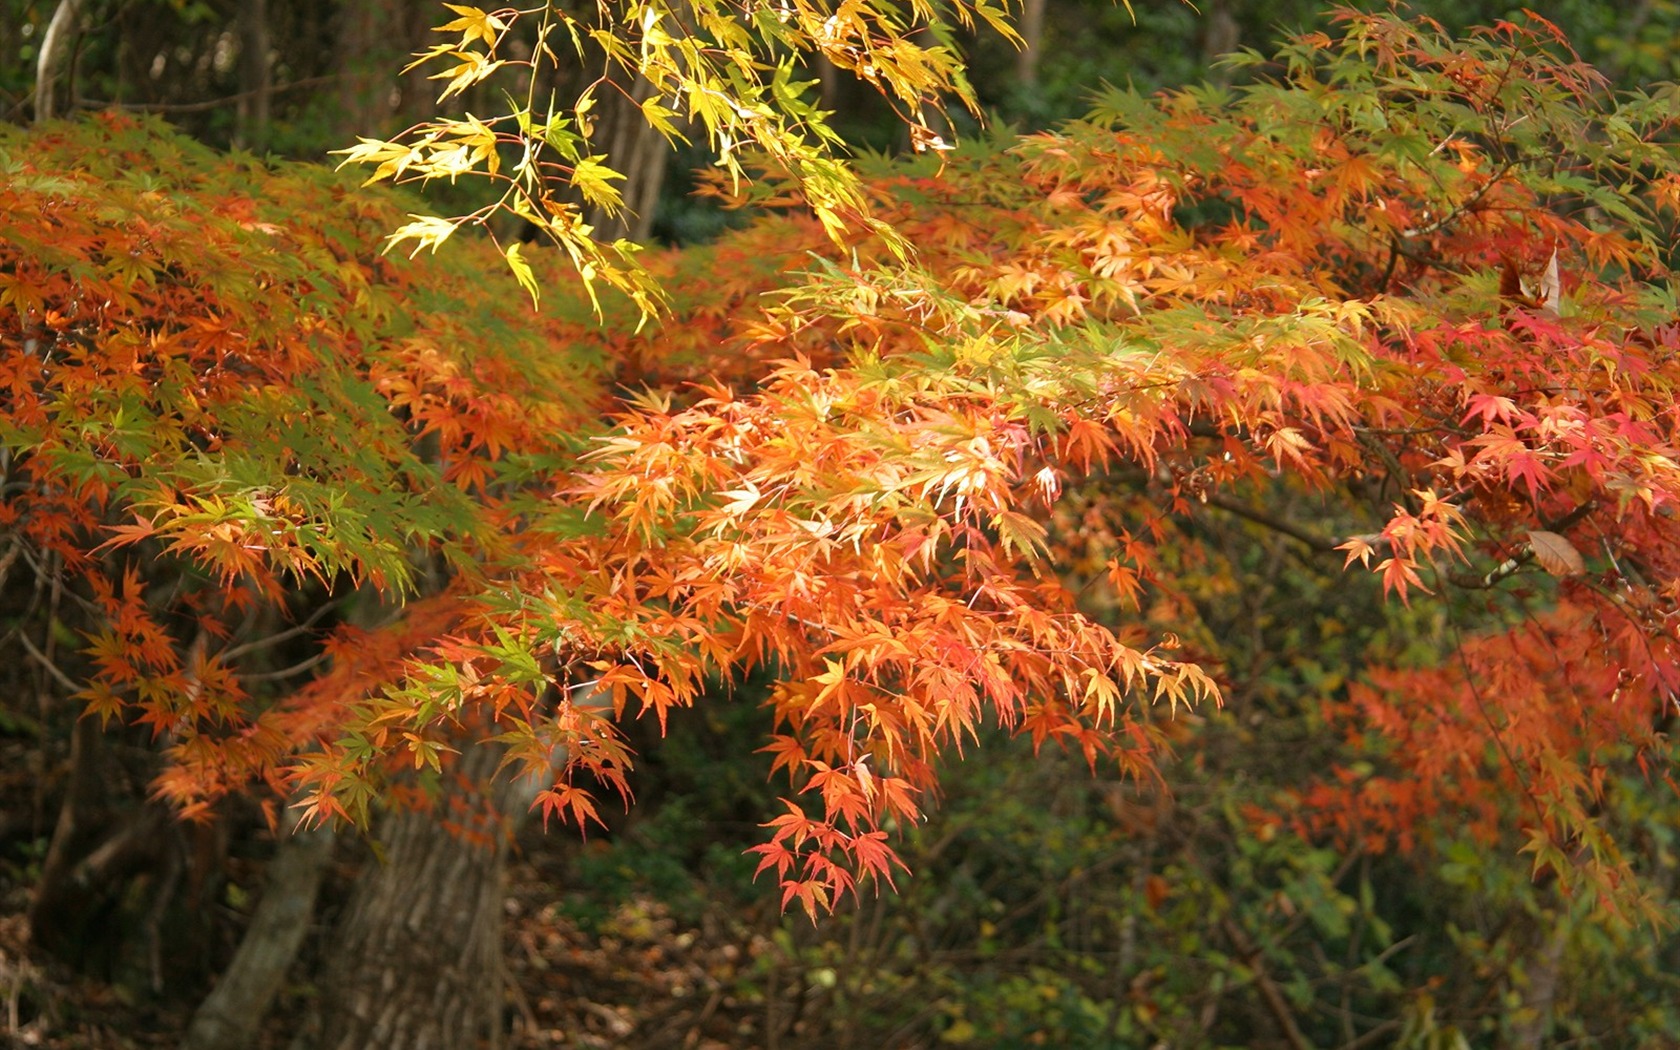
[1201,0,1241,88]
[235,0,272,150]
[584,76,675,243]
[1014,0,1046,89]
[333,0,440,144]
[178,817,334,1050]
[1506,909,1570,1050]
[306,742,512,1050]
[34,0,87,122]
[29,713,120,961]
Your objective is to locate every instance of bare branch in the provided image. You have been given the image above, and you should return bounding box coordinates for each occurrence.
[19,630,78,693]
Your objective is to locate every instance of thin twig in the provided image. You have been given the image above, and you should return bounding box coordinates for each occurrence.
[1445,500,1596,590]
[77,73,346,115]
[238,650,330,683]
[1221,916,1317,1050]
[219,600,337,662]
[1203,493,1342,552]
[1337,1019,1401,1050]
[1399,159,1518,239]
[18,631,78,692]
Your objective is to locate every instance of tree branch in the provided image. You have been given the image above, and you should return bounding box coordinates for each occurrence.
[18,630,78,692]
[78,74,345,116]
[1203,493,1343,553]
[1221,916,1317,1050]
[1446,500,1596,590]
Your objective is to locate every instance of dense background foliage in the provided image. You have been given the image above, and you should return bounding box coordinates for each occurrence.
[4,2,1680,1049]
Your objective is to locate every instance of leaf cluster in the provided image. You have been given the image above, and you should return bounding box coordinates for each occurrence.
[337,0,1018,314]
[9,6,1680,927]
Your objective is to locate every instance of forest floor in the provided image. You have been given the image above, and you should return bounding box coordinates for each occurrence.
[1,829,805,1050]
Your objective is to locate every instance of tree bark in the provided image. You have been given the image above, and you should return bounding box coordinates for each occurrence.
[584,76,675,243]
[307,742,512,1050]
[29,713,116,960]
[1201,0,1241,88]
[34,0,87,123]
[178,817,334,1050]
[1014,0,1046,89]
[1506,910,1570,1050]
[235,0,273,150]
[333,0,440,144]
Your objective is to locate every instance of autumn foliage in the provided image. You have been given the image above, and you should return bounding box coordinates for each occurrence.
[4,8,1680,926]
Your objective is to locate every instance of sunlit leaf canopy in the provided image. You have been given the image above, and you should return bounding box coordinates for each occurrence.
[6,3,1680,928]
[327,6,1680,920]
[338,0,1029,312]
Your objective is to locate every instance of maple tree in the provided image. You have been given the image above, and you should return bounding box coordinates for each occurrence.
[334,5,1677,921]
[6,20,1680,1041]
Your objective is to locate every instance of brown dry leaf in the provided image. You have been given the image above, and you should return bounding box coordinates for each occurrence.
[1537,247,1561,316]
[1527,529,1585,576]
